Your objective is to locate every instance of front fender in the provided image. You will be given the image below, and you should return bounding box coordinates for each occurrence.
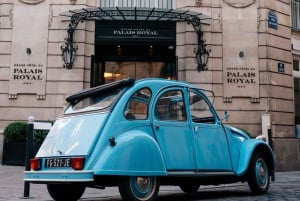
[93,130,167,176]
[236,139,274,176]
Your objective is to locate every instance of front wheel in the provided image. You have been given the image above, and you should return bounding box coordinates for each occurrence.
[47,184,85,201]
[247,153,270,194]
[119,176,160,201]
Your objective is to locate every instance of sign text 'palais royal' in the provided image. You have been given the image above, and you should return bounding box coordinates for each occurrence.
[9,63,46,99]
[223,66,259,102]
[226,67,256,85]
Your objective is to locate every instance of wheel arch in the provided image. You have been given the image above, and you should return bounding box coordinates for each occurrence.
[236,140,275,178]
[93,130,167,176]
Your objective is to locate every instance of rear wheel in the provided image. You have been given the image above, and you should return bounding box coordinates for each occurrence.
[47,184,85,201]
[179,184,200,193]
[247,153,270,194]
[119,176,160,201]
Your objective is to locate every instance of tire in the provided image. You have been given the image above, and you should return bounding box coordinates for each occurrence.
[179,184,200,193]
[47,184,85,201]
[247,153,270,194]
[119,176,160,201]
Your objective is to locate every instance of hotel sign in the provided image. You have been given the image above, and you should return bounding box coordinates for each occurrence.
[226,67,256,85]
[8,1,49,99]
[223,66,259,102]
[9,63,47,99]
[95,21,176,44]
[113,28,159,37]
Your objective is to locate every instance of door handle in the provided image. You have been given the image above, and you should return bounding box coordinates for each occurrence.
[155,124,160,129]
[194,126,199,132]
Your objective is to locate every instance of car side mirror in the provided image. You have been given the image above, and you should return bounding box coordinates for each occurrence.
[223,111,229,122]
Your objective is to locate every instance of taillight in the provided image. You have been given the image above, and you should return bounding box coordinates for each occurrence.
[30,158,41,170]
[71,157,85,170]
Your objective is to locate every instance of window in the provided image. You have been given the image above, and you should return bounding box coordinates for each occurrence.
[291,0,300,31]
[294,60,300,71]
[189,90,215,124]
[99,0,175,9]
[155,90,186,121]
[295,78,300,124]
[124,88,151,120]
[294,59,300,124]
[65,89,121,114]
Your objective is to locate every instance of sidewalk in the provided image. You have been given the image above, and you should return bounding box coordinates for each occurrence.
[0,164,299,201]
[0,165,120,201]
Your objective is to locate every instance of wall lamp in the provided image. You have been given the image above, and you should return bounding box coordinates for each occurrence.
[195,29,210,72]
[61,28,77,69]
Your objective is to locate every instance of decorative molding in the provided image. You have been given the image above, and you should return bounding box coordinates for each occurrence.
[223,97,232,103]
[70,0,77,5]
[218,10,222,31]
[250,98,260,103]
[19,0,45,4]
[8,93,46,100]
[8,94,18,99]
[48,6,53,28]
[37,94,46,100]
[9,7,13,28]
[257,9,261,29]
[195,0,202,6]
[223,0,255,8]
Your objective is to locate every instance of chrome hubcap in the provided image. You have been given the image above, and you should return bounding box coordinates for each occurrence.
[136,177,150,191]
[130,176,156,200]
[256,158,268,188]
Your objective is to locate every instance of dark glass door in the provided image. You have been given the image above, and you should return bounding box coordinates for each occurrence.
[91,57,177,87]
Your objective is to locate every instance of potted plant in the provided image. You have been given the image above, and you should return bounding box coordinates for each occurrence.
[2,121,27,165]
[1,121,50,166]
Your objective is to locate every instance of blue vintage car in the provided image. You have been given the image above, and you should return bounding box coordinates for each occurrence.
[24,78,275,201]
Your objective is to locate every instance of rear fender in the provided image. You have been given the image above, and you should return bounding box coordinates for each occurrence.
[236,139,275,177]
[93,130,167,176]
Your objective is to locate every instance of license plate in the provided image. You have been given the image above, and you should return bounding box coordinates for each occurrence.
[45,158,71,168]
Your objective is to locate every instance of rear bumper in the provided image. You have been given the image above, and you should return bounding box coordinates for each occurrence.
[24,170,94,183]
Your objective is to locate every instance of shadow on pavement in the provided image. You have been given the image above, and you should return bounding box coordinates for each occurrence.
[156,190,254,201]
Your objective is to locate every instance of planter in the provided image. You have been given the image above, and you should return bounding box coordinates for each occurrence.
[2,141,26,166]
[1,141,42,166]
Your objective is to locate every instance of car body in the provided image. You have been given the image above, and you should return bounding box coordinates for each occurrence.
[24,77,275,201]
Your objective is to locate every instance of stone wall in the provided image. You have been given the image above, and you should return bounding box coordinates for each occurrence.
[0,0,97,131]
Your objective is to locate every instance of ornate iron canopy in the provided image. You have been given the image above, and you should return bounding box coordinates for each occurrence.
[60,7,211,70]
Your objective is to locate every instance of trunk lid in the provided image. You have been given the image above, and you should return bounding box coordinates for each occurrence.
[36,113,109,157]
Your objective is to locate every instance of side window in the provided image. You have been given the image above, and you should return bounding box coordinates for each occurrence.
[124,88,151,120]
[189,90,215,124]
[155,90,186,121]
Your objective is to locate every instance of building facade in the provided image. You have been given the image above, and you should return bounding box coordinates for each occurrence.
[0,0,299,170]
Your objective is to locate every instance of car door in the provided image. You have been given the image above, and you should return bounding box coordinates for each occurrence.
[188,89,233,172]
[152,87,197,171]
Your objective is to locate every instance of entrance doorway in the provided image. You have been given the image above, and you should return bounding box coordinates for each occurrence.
[92,21,177,87]
[91,58,177,87]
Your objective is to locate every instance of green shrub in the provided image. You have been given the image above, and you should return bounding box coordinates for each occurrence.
[3,121,51,143]
[3,121,27,143]
[33,129,49,144]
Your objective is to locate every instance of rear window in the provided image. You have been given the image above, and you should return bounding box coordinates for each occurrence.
[65,89,121,114]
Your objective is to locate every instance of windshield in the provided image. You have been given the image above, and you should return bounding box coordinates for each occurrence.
[65,89,122,114]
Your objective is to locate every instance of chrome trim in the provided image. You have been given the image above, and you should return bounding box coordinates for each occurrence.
[167,171,235,176]
[24,170,94,182]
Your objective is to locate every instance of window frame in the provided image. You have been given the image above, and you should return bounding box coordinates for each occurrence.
[124,87,152,120]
